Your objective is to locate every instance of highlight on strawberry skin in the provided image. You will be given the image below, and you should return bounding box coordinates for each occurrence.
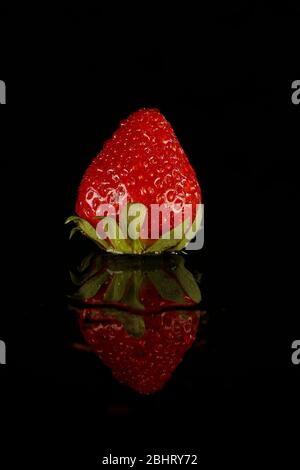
[65,108,203,254]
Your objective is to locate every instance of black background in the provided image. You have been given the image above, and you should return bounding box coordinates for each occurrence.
[0,5,300,466]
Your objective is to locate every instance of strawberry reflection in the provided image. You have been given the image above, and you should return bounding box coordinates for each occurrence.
[69,254,205,394]
[69,253,202,312]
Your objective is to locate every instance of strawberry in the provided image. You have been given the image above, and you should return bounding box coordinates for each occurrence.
[66,108,202,254]
[76,307,201,394]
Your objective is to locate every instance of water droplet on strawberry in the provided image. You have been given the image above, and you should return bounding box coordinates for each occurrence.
[165,189,175,202]
[154,177,161,188]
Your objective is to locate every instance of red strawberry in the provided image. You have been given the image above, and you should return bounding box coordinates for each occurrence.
[77,307,201,394]
[68,108,202,254]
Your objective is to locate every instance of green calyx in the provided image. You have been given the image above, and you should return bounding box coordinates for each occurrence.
[98,309,146,338]
[65,203,201,254]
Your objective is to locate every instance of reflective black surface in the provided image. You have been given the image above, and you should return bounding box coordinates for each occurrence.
[68,253,205,394]
[2,235,299,464]
[1,6,300,466]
